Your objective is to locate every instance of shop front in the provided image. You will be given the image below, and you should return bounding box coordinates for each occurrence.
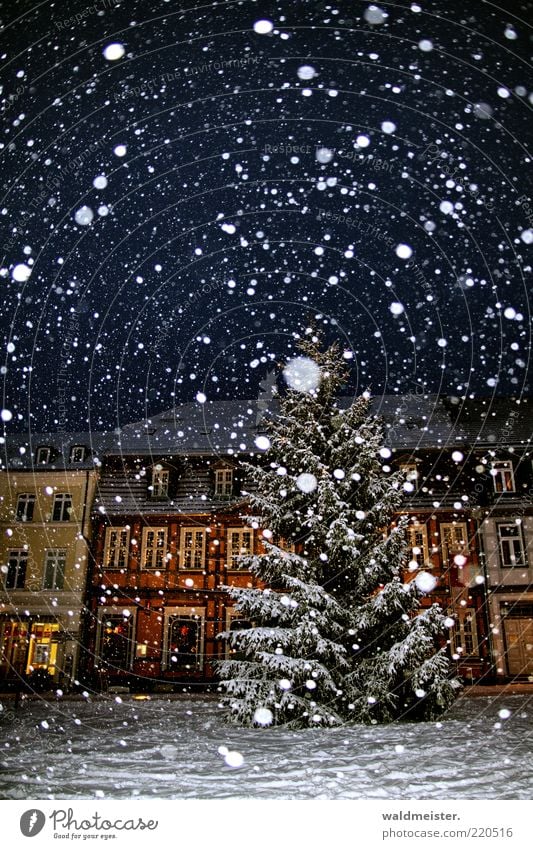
[0,616,63,690]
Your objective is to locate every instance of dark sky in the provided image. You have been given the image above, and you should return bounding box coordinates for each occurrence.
[1,0,531,433]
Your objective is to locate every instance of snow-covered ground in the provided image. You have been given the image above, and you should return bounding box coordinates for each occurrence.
[0,694,531,800]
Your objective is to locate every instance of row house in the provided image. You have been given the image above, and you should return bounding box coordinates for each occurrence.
[380,394,490,682]
[1,394,531,691]
[0,435,98,689]
[81,401,262,691]
[450,398,533,680]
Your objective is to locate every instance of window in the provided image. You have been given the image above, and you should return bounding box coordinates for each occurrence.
[69,446,85,463]
[400,463,418,481]
[141,527,168,570]
[214,467,234,496]
[97,613,134,669]
[498,523,527,568]
[451,610,478,657]
[491,461,515,493]
[440,522,468,562]
[225,609,252,659]
[165,610,203,670]
[0,620,30,676]
[43,549,66,590]
[16,493,35,522]
[3,549,28,589]
[407,523,429,568]
[52,493,72,522]
[275,536,296,553]
[180,528,206,569]
[104,527,130,570]
[36,446,51,464]
[227,528,254,569]
[26,622,60,674]
[150,466,169,498]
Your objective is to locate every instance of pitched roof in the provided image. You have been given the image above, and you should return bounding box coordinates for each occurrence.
[2,394,531,473]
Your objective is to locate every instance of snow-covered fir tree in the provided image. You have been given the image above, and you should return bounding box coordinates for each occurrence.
[218,333,460,728]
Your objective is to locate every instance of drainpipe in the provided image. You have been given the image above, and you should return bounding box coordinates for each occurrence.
[77,470,97,688]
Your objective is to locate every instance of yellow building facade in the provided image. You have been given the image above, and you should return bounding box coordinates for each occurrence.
[0,445,97,688]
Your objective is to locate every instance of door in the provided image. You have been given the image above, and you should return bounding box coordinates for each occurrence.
[504,618,533,676]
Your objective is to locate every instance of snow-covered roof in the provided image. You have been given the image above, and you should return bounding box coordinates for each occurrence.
[1,395,530,473]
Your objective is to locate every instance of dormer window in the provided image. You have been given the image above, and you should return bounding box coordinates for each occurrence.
[150,466,169,498]
[491,461,515,493]
[69,446,86,463]
[400,463,418,481]
[36,446,51,464]
[215,467,234,496]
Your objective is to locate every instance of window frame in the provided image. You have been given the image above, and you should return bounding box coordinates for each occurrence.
[69,445,86,463]
[440,522,469,562]
[43,548,66,590]
[36,446,51,464]
[96,609,135,670]
[407,522,429,569]
[491,461,515,493]
[150,467,169,498]
[163,606,205,671]
[140,527,168,570]
[224,607,253,659]
[227,527,254,570]
[51,493,73,522]
[214,467,234,496]
[450,609,479,657]
[497,522,527,568]
[400,462,418,482]
[4,549,28,589]
[16,493,36,522]
[103,527,131,571]
[179,527,206,570]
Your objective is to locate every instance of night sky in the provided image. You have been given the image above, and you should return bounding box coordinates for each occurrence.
[1,0,531,434]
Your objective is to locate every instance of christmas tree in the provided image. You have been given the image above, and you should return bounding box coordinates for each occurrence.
[218,333,460,727]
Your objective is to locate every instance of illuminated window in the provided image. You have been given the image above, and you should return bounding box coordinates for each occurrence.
[104,527,130,570]
[26,622,60,675]
[491,461,515,493]
[3,549,28,589]
[16,493,35,522]
[150,467,169,498]
[498,523,527,568]
[227,528,254,569]
[52,493,72,522]
[215,467,234,496]
[43,549,66,590]
[407,523,429,568]
[180,528,206,569]
[141,528,168,570]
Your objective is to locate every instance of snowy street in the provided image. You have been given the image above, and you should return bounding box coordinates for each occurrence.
[1,694,531,800]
